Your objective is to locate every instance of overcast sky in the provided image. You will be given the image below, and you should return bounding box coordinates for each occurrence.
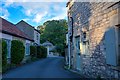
[0,0,68,28]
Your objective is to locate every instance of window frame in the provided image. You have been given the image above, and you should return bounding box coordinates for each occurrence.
[4,39,11,58]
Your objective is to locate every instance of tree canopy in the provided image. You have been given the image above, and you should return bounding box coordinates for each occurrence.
[37,19,68,56]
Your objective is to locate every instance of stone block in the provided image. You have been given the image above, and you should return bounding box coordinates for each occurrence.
[110,9,120,26]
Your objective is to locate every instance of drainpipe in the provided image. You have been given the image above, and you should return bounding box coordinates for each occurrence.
[47,46,49,57]
[68,17,73,69]
[68,39,71,69]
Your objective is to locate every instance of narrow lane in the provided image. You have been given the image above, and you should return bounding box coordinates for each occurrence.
[2,57,82,78]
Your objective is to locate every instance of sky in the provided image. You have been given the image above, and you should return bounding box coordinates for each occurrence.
[0,0,68,28]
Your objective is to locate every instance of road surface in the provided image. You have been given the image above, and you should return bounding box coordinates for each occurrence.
[2,57,82,78]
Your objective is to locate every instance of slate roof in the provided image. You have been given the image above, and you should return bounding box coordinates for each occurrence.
[16,20,34,29]
[0,17,34,41]
[16,20,40,34]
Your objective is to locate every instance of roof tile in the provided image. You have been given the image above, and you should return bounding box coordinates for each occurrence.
[0,17,33,41]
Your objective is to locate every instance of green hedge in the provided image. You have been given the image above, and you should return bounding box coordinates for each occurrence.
[30,45,47,59]
[30,46,37,57]
[37,46,47,58]
[1,39,7,67]
[11,40,25,65]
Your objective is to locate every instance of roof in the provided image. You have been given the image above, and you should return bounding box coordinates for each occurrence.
[16,20,40,34]
[42,41,53,46]
[0,17,34,41]
[34,28,40,34]
[16,20,34,29]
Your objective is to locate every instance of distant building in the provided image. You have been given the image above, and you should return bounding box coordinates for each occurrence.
[0,17,34,63]
[66,1,120,78]
[16,20,40,45]
[42,41,56,57]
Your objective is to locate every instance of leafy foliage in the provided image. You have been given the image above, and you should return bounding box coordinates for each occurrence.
[1,39,7,67]
[37,25,45,34]
[37,19,68,56]
[30,46,37,57]
[37,46,47,58]
[11,40,25,65]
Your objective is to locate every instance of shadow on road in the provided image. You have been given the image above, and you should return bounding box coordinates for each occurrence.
[2,57,83,78]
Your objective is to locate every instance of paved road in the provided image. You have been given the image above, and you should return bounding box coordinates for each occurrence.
[2,57,82,78]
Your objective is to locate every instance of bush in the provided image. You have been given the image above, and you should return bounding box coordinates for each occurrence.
[30,46,37,57]
[11,40,25,65]
[1,39,7,66]
[31,57,39,61]
[37,46,47,58]
[36,46,41,58]
[1,39,7,72]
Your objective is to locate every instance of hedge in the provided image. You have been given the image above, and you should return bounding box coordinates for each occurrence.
[11,40,25,65]
[37,46,47,58]
[30,46,37,57]
[1,39,7,67]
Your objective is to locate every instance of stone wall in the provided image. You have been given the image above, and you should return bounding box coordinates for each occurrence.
[16,21,34,40]
[67,2,120,78]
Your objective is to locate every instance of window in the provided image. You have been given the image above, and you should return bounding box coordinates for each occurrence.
[82,32,87,44]
[36,33,39,40]
[25,43,30,55]
[105,26,120,66]
[83,32,86,39]
[4,39,11,58]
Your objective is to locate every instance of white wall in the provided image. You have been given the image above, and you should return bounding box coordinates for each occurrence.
[0,32,32,58]
[0,32,12,40]
[34,30,40,45]
[0,32,12,58]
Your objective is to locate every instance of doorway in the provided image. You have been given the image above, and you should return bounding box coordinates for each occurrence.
[75,36,81,71]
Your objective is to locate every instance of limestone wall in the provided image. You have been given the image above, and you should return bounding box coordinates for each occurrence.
[68,2,120,78]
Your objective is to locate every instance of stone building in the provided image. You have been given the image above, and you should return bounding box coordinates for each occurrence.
[16,20,34,40]
[0,17,34,63]
[66,1,120,78]
[16,20,40,45]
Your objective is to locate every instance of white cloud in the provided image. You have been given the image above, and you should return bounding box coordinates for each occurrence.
[0,7,9,19]
[33,11,48,23]
[2,1,67,25]
[48,7,67,20]
[25,9,32,16]
[22,18,30,22]
[4,0,68,2]
[19,2,67,23]
[33,14,42,23]
[53,5,61,11]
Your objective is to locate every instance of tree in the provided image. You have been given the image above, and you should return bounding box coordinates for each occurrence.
[37,19,68,56]
[37,25,45,34]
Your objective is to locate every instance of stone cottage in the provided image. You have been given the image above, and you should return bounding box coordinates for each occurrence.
[66,0,120,78]
[16,20,40,45]
[0,17,34,63]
